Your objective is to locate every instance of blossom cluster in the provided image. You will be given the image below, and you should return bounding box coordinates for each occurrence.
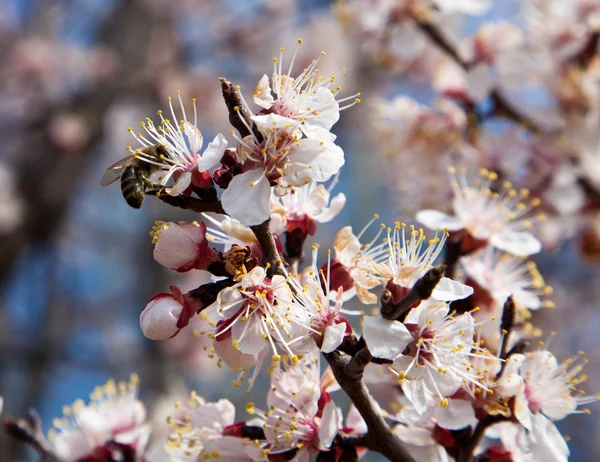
[340,0,600,257]
[5,18,599,461]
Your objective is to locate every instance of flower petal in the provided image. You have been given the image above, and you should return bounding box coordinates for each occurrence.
[362,316,412,360]
[197,133,228,171]
[318,401,340,449]
[434,399,476,430]
[221,169,271,225]
[253,74,275,109]
[168,172,192,196]
[321,322,347,353]
[416,209,464,231]
[432,277,474,301]
[490,231,542,256]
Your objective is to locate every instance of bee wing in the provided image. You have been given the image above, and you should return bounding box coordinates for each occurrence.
[100,156,135,186]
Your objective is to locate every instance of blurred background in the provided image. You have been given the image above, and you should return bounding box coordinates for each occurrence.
[0,0,599,460]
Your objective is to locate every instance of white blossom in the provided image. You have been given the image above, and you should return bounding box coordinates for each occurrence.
[48,375,150,462]
[417,167,545,256]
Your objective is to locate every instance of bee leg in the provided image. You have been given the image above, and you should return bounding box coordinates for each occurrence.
[145,185,166,197]
[143,177,156,189]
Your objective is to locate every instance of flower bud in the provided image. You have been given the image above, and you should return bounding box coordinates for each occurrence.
[140,293,183,340]
[152,221,219,272]
[213,166,234,189]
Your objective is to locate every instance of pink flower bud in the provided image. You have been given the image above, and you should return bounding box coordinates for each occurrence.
[140,292,183,340]
[152,221,219,272]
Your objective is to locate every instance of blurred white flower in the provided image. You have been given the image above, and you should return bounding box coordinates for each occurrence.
[417,168,545,256]
[49,375,149,462]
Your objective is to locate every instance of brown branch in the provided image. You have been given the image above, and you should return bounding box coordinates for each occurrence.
[380,266,444,321]
[458,416,499,462]
[149,189,225,214]
[323,351,416,462]
[4,409,57,462]
[413,16,544,133]
[250,219,284,277]
[498,296,516,361]
[220,77,261,141]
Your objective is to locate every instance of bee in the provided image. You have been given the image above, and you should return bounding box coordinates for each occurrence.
[100,145,169,209]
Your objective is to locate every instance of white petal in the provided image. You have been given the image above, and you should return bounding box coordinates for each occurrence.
[529,413,570,462]
[251,113,298,130]
[393,425,435,446]
[490,231,542,256]
[184,121,203,154]
[362,316,412,360]
[301,124,337,142]
[314,192,346,223]
[306,143,345,182]
[253,74,275,109]
[321,323,347,353]
[222,169,271,225]
[434,399,476,430]
[213,337,260,369]
[318,401,340,449]
[232,314,267,355]
[433,0,491,15]
[197,133,228,171]
[168,172,192,195]
[306,87,340,130]
[416,209,464,231]
[432,277,474,301]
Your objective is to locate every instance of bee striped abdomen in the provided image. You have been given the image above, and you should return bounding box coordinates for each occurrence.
[121,165,145,209]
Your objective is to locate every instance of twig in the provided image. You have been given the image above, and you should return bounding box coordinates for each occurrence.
[413,16,543,133]
[250,219,284,277]
[220,78,262,141]
[380,267,444,321]
[149,189,225,214]
[457,416,498,462]
[498,296,515,361]
[4,409,57,462]
[323,351,416,462]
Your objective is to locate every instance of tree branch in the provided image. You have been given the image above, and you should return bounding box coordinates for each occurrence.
[413,16,544,133]
[4,409,57,462]
[323,351,416,462]
[458,416,499,462]
[148,189,225,214]
[381,266,444,321]
[250,219,284,277]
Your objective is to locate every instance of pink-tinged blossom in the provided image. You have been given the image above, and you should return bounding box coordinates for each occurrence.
[252,42,360,140]
[329,219,389,304]
[210,266,312,368]
[248,354,341,461]
[461,246,554,311]
[48,375,150,462]
[140,285,204,340]
[391,395,475,462]
[151,220,220,272]
[285,249,353,353]
[495,349,599,462]
[272,179,346,235]
[374,223,474,303]
[166,392,265,462]
[222,112,346,225]
[417,168,545,256]
[363,301,490,414]
[127,93,228,195]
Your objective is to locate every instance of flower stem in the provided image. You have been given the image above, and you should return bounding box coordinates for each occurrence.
[250,219,284,277]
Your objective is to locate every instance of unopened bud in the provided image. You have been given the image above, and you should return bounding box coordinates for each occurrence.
[140,293,183,340]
